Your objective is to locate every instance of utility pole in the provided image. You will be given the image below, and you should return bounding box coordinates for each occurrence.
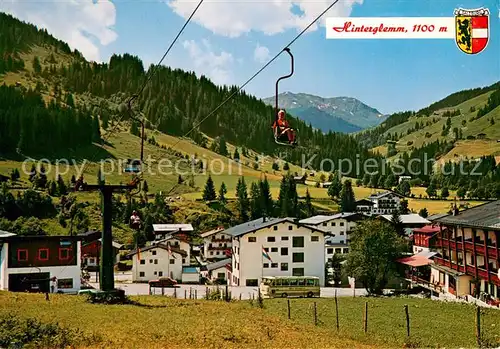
[80,181,137,294]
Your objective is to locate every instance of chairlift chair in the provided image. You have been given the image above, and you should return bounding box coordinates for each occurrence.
[273,48,298,147]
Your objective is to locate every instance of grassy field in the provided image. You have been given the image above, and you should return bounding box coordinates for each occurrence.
[265,297,500,348]
[1,292,499,349]
[0,292,373,349]
[438,139,500,165]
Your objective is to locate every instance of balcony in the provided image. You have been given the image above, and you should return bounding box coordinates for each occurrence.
[210,238,232,243]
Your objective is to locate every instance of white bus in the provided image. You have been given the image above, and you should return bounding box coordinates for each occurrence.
[260,276,320,298]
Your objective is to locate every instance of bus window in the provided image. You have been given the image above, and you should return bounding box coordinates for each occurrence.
[314,279,319,286]
[263,278,273,286]
[298,279,305,286]
[306,279,315,286]
[289,279,298,286]
[281,279,288,286]
[276,279,282,286]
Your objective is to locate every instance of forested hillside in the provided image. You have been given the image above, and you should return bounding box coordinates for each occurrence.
[356,82,500,149]
[0,12,384,178]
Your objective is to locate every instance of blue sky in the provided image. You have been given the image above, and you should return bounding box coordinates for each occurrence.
[1,0,499,114]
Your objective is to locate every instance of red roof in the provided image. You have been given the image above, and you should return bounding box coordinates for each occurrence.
[397,255,433,267]
[413,225,440,234]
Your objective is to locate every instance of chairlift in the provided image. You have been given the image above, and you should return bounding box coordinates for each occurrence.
[273,48,298,147]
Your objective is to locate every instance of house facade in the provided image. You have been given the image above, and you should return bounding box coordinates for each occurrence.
[431,201,500,302]
[0,234,82,293]
[412,225,440,254]
[200,227,232,261]
[299,213,366,262]
[128,243,188,282]
[355,199,375,216]
[367,191,403,215]
[81,238,123,270]
[226,217,328,287]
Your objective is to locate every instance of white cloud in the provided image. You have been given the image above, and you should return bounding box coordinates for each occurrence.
[182,39,234,85]
[167,0,363,38]
[0,0,117,62]
[254,44,271,63]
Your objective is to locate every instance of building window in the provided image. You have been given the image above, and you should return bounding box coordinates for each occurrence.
[57,278,73,289]
[140,259,145,265]
[38,248,49,261]
[149,259,153,264]
[182,258,186,264]
[281,263,288,271]
[17,249,28,262]
[292,268,304,276]
[327,248,333,254]
[292,236,304,248]
[273,226,278,231]
[311,236,319,242]
[139,272,145,277]
[271,247,278,252]
[246,279,258,286]
[335,248,342,253]
[154,259,158,264]
[210,251,214,255]
[59,248,71,261]
[331,222,336,226]
[263,263,269,268]
[281,236,289,241]
[281,247,288,256]
[340,222,344,226]
[264,247,269,252]
[344,248,349,253]
[322,222,327,227]
[267,236,276,242]
[154,271,157,275]
[170,259,175,264]
[292,253,304,263]
[340,232,344,235]
[271,263,278,268]
[248,236,257,242]
[159,271,163,277]
[340,240,344,244]
[288,225,293,231]
[152,250,157,255]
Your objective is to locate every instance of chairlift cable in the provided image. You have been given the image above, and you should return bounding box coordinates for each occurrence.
[157,0,341,196]
[76,0,205,182]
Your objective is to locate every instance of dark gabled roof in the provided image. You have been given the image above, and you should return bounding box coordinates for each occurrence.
[427,213,449,222]
[434,200,500,230]
[0,234,84,241]
[125,243,188,258]
[355,199,375,206]
[205,258,231,271]
[224,217,327,237]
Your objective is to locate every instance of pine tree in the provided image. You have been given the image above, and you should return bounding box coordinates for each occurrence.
[92,115,101,142]
[70,174,76,185]
[391,210,404,237]
[304,189,314,217]
[236,177,249,221]
[277,174,298,217]
[202,175,216,201]
[440,186,449,199]
[33,56,42,73]
[218,182,227,204]
[65,93,75,108]
[327,171,342,200]
[457,186,467,199]
[339,180,356,212]
[283,162,290,171]
[259,177,274,217]
[233,148,240,162]
[250,182,262,219]
[178,175,184,184]
[48,181,57,196]
[218,136,228,157]
[57,175,67,196]
[362,174,370,187]
[419,208,428,218]
[142,180,149,193]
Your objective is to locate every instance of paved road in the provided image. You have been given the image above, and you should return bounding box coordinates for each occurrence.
[88,281,370,299]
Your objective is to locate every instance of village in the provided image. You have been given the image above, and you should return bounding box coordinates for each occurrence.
[1,189,499,307]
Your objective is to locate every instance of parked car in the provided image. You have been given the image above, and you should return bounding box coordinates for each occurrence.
[148,277,178,288]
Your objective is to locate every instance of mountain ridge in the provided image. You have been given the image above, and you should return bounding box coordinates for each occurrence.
[261,91,387,133]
